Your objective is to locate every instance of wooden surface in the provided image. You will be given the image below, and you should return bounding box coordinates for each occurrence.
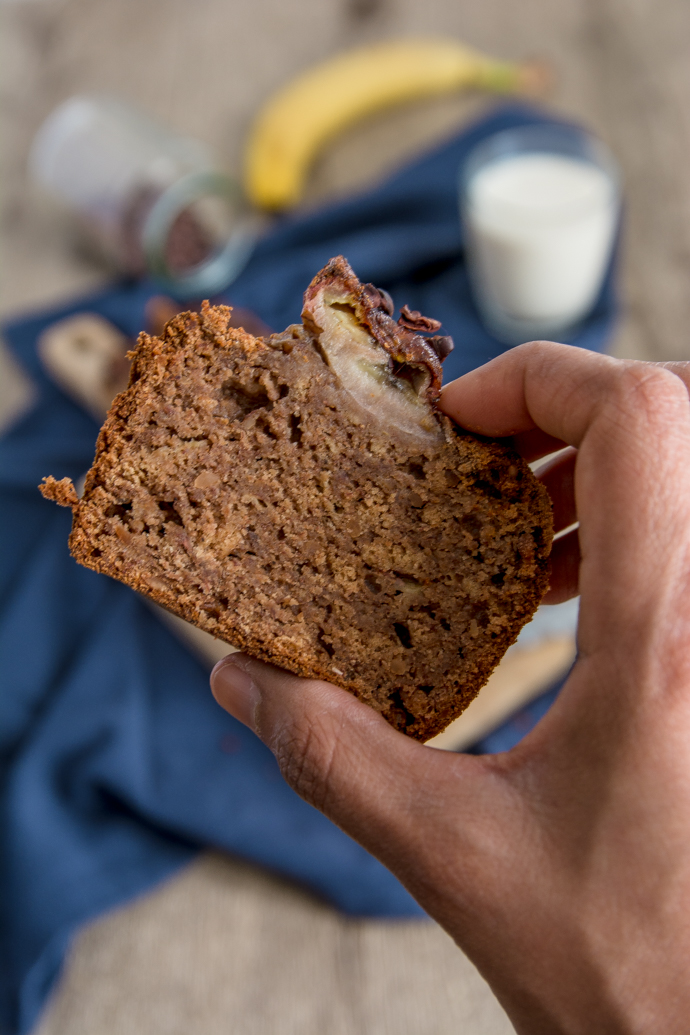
[2,0,689,1032]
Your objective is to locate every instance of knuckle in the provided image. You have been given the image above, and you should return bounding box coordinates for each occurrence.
[515,339,561,371]
[270,712,338,813]
[612,364,686,422]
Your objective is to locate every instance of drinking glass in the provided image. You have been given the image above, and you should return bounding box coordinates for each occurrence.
[460,123,620,344]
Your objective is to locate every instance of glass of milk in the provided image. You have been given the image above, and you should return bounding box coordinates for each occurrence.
[460,124,620,344]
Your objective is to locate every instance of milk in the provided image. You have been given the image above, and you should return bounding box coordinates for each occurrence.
[464,152,618,342]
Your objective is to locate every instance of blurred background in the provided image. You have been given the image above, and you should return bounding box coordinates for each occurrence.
[4,0,690,367]
[2,0,689,1033]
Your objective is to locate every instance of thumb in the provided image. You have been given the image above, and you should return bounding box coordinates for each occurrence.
[210,653,458,868]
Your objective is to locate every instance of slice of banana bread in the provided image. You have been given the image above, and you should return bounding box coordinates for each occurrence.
[41,256,552,741]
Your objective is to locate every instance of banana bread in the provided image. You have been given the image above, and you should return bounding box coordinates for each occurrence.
[41,256,552,740]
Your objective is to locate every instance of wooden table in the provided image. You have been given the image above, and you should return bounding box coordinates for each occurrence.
[2,0,689,1032]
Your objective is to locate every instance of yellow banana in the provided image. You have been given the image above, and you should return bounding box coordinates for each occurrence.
[244,38,549,211]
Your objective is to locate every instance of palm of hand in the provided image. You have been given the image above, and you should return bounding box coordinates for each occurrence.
[213,345,690,1035]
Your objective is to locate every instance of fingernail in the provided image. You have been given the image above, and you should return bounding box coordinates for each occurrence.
[210,655,260,730]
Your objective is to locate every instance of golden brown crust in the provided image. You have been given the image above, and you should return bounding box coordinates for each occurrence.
[40,475,79,508]
[42,261,553,742]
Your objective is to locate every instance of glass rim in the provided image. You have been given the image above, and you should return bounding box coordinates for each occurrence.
[459,122,621,208]
[141,169,260,297]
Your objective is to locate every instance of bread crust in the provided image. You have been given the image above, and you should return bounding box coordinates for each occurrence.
[41,259,552,741]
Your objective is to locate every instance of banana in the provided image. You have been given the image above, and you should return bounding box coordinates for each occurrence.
[244,38,549,211]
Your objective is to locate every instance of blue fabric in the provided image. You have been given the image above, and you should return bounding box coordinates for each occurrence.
[469,672,571,756]
[1,103,613,1035]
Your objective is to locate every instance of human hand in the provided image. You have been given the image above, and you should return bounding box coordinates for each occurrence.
[211,343,690,1035]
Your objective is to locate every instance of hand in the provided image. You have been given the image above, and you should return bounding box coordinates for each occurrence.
[211,343,690,1035]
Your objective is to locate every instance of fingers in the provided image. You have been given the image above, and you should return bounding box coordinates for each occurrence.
[210,653,467,866]
[660,362,690,395]
[510,427,568,463]
[210,654,540,933]
[441,344,690,661]
[438,341,621,445]
[536,448,577,534]
[543,528,580,604]
[534,447,580,601]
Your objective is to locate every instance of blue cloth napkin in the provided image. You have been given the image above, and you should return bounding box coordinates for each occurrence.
[1,103,614,1035]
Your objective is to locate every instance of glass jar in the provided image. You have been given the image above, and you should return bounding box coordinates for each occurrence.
[29,95,260,297]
